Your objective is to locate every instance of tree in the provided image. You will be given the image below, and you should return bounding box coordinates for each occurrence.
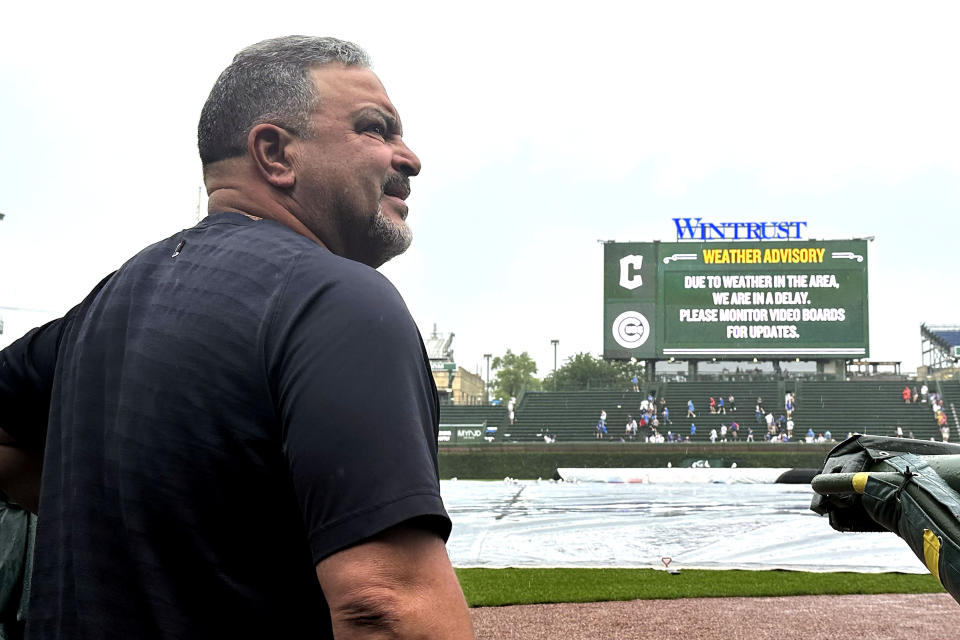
[542,352,642,391]
[491,350,540,401]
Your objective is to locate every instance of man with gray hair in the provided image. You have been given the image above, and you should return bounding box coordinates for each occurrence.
[0,36,474,639]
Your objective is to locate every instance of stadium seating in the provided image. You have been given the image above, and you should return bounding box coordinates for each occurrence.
[656,381,780,443]
[795,380,939,441]
[501,390,641,442]
[470,380,943,444]
[438,404,508,435]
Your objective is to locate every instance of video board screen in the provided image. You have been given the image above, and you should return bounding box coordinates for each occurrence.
[603,240,869,359]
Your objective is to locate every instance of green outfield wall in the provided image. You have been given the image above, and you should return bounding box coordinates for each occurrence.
[438,443,833,479]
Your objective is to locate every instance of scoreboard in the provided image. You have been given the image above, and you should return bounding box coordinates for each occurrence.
[603,240,869,359]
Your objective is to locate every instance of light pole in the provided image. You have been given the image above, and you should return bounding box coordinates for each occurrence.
[550,339,559,390]
[483,353,492,404]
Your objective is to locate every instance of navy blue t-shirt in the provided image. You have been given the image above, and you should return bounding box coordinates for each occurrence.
[0,212,449,639]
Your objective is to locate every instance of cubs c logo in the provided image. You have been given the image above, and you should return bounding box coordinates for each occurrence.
[612,311,650,349]
[619,255,644,290]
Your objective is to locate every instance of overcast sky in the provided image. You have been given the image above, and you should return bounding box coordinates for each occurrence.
[1,1,958,379]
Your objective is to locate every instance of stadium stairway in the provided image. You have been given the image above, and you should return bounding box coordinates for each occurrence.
[935,380,960,441]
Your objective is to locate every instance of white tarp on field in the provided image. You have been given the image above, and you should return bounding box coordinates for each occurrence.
[441,480,925,574]
[555,467,794,484]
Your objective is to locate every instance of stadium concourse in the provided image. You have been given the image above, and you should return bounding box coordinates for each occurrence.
[440,380,960,444]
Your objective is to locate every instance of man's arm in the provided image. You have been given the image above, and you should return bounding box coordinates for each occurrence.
[316,523,474,640]
[0,427,42,513]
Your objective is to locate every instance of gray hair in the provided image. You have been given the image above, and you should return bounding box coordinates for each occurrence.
[198,35,371,166]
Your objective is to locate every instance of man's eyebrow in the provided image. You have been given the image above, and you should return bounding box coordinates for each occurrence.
[355,106,402,136]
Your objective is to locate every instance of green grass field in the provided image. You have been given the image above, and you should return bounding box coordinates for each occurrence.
[456,568,944,607]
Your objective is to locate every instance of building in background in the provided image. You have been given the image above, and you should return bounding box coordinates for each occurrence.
[424,325,484,405]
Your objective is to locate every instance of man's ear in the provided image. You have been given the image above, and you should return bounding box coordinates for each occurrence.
[247,123,298,189]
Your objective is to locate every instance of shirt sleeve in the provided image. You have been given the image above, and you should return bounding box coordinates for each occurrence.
[0,274,115,447]
[0,317,66,447]
[265,254,449,565]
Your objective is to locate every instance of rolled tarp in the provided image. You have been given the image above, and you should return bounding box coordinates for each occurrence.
[811,434,960,604]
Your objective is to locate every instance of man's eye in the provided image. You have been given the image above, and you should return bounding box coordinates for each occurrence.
[365,123,387,138]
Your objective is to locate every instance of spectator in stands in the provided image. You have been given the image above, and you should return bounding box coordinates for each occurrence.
[941,424,950,442]
[786,417,794,438]
[719,423,727,442]
[595,420,607,439]
[600,408,607,428]
[902,386,912,404]
[932,395,943,414]
[912,385,920,404]
[746,426,754,442]
[824,429,833,441]
[687,399,696,418]
[728,394,737,412]
[626,415,638,440]
[662,405,672,424]
[896,425,903,438]
[718,395,725,414]
[755,403,765,425]
[921,383,929,403]
[709,428,718,443]
[690,423,697,439]
[709,396,717,414]
[806,427,815,442]
[785,392,795,418]
[508,397,516,425]
[765,412,775,433]
[631,375,639,392]
[639,396,650,414]
[730,421,740,441]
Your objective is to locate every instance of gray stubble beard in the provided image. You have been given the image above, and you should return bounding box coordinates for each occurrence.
[367,202,413,265]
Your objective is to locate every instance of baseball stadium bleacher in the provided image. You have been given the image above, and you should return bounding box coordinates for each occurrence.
[443,379,946,443]
[795,380,941,441]
[437,404,509,434]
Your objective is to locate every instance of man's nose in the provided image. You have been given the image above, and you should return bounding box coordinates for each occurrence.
[393,139,421,177]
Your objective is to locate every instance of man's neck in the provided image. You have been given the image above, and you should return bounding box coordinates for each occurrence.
[204,184,326,249]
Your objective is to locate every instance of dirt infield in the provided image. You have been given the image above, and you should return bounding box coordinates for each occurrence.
[470,593,959,640]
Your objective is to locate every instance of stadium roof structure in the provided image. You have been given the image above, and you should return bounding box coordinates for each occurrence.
[920,324,960,370]
[424,324,454,364]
